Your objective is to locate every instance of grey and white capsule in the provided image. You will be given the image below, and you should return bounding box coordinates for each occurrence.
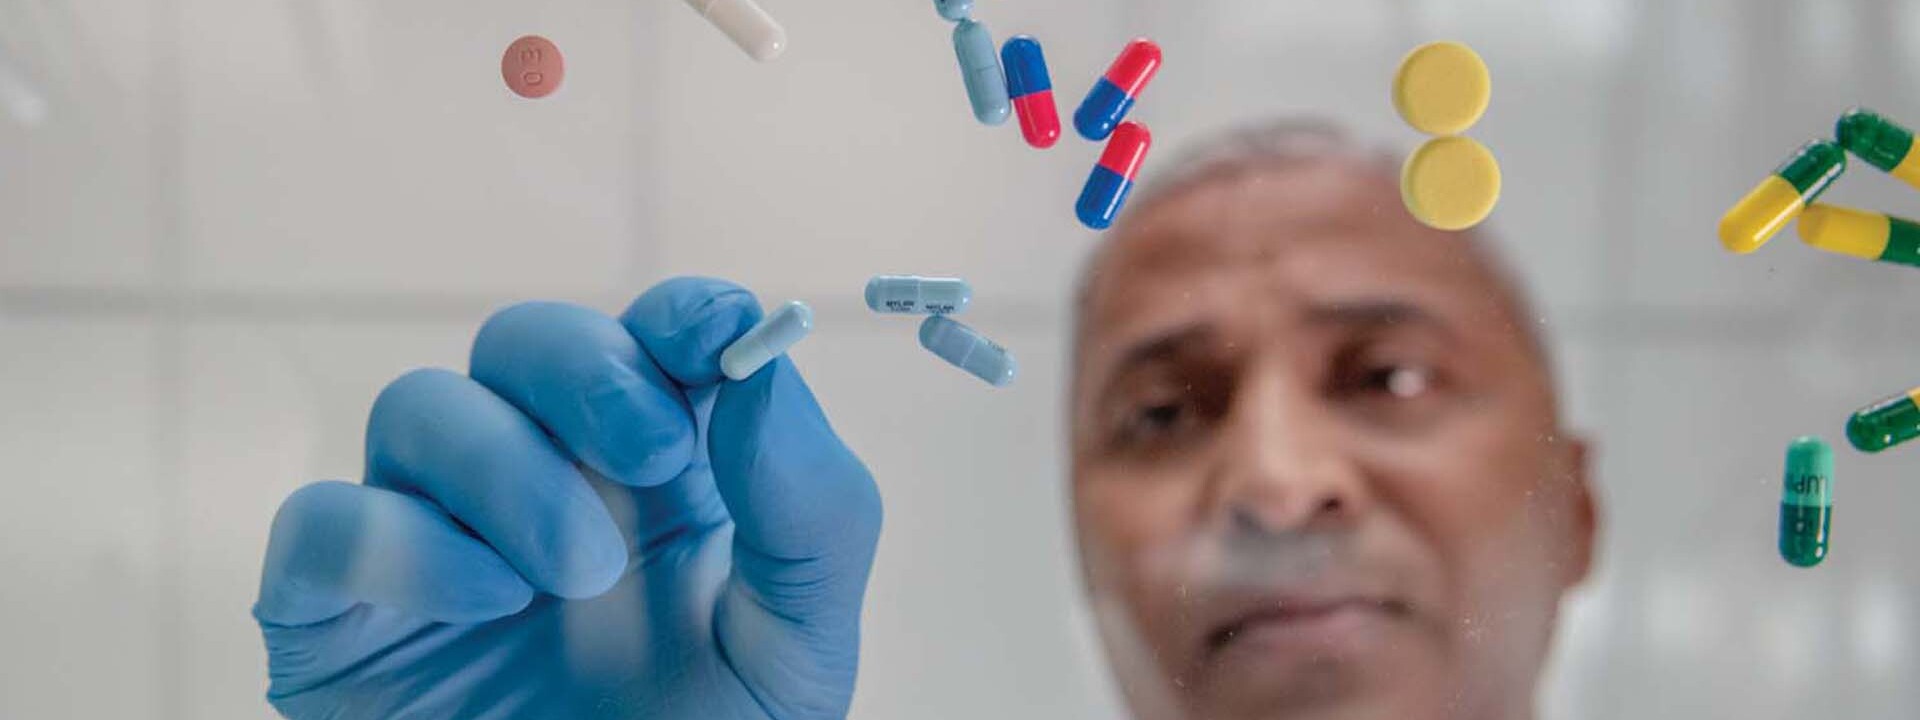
[720,301,812,381]
[918,315,1015,386]
[865,275,972,315]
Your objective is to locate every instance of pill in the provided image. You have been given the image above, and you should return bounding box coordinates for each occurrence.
[932,0,972,22]
[1845,386,1920,453]
[1076,121,1152,230]
[501,35,564,99]
[1836,107,1920,193]
[1002,36,1060,149]
[1392,41,1491,136]
[720,301,812,381]
[1074,38,1161,141]
[683,0,787,62]
[1778,436,1833,568]
[919,315,1016,386]
[1796,203,1920,269]
[1400,135,1501,231]
[1718,140,1845,254]
[865,275,972,315]
[953,19,1010,125]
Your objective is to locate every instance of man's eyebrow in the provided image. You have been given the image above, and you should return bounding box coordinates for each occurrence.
[1107,323,1218,376]
[1305,299,1456,338]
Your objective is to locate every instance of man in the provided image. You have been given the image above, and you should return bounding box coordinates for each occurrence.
[253,121,1596,719]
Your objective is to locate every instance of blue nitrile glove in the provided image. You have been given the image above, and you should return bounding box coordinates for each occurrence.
[253,277,883,719]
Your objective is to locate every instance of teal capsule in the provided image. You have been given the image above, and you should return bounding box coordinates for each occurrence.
[952,19,1010,125]
[919,315,1015,386]
[1778,436,1833,568]
[932,0,972,22]
[865,275,971,315]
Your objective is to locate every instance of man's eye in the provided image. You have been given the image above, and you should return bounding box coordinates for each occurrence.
[1134,401,1187,433]
[1336,361,1439,401]
[1111,390,1206,449]
[1372,365,1432,398]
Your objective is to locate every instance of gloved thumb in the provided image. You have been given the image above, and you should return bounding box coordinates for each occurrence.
[708,356,882,718]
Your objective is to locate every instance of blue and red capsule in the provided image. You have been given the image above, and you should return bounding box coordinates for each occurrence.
[1074,38,1161,142]
[1076,121,1152,229]
[1000,36,1059,149]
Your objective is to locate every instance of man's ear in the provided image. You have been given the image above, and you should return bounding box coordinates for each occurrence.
[1558,434,1598,588]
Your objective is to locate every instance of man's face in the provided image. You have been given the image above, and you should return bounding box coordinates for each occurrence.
[1070,160,1596,720]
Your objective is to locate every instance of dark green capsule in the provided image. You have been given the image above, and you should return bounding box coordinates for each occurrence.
[1836,107,1916,174]
[1845,388,1920,453]
[1778,436,1832,568]
[1881,212,1920,267]
[1776,140,1847,196]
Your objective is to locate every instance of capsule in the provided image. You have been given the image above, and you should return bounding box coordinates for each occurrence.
[1074,38,1161,141]
[719,301,812,381]
[1836,107,1920,192]
[1845,386,1920,453]
[1718,140,1846,254]
[931,0,972,22]
[919,316,1016,386]
[1076,121,1152,230]
[952,19,1010,126]
[865,275,972,315]
[1796,203,1920,269]
[1778,436,1833,568]
[1001,36,1059,149]
[682,0,787,62]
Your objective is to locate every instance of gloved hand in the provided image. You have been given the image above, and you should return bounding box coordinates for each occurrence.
[253,277,883,719]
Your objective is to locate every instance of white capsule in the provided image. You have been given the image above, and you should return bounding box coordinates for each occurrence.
[721,301,812,381]
[683,0,787,62]
[919,315,1015,387]
[864,275,972,315]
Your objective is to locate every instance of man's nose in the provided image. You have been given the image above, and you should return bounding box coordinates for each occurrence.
[1204,380,1371,532]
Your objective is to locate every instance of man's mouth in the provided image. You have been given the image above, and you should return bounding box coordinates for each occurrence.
[1202,592,1414,658]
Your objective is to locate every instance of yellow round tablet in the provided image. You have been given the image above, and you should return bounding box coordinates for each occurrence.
[1393,41,1491,136]
[1401,135,1501,231]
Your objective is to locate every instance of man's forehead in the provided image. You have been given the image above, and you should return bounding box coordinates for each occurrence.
[1078,162,1502,338]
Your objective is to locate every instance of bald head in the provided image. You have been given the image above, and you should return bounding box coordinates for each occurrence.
[1065,120,1593,720]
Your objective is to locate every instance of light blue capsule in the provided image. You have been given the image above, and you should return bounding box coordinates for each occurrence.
[865,275,972,315]
[932,0,972,22]
[720,300,812,381]
[952,19,1010,126]
[919,315,1015,386]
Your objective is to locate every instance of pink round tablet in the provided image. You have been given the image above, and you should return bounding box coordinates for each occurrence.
[502,35,563,99]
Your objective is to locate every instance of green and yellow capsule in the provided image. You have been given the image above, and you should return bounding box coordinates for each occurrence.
[1836,107,1920,192]
[1796,203,1920,269]
[1846,386,1920,453]
[1778,436,1833,568]
[1719,140,1847,254]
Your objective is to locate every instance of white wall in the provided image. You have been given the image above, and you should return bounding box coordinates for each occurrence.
[3,0,1920,717]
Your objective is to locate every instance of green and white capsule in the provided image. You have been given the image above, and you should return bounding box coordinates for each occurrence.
[1846,386,1920,453]
[1778,436,1833,568]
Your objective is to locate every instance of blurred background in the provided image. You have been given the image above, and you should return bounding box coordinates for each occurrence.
[5,0,1920,717]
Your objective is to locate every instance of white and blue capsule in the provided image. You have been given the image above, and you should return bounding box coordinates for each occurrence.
[720,300,812,380]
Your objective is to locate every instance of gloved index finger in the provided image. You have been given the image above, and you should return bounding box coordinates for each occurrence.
[470,301,696,488]
[620,277,765,388]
